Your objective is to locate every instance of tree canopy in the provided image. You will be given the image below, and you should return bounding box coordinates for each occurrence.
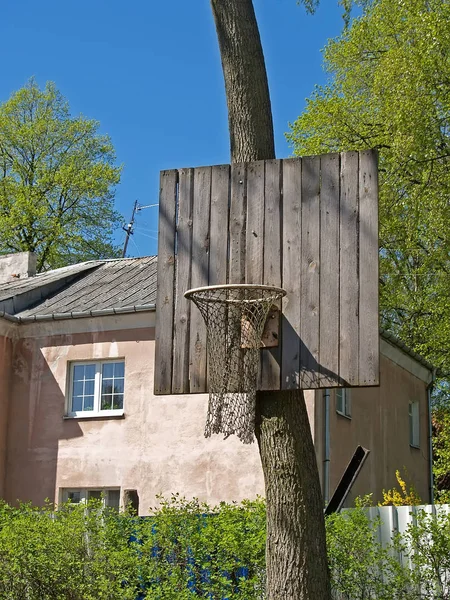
[0,79,122,271]
[288,0,450,378]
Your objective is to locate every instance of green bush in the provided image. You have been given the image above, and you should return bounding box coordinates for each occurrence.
[400,507,450,599]
[0,500,142,600]
[1,496,450,599]
[139,494,266,599]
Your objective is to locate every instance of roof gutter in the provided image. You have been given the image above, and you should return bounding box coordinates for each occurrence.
[0,303,156,324]
[0,311,19,323]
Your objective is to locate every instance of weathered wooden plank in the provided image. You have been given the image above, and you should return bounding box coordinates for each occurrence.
[359,150,379,385]
[261,159,282,391]
[281,158,302,389]
[209,165,230,286]
[207,165,231,390]
[246,160,265,284]
[154,170,178,394]
[229,163,247,284]
[319,153,340,387]
[339,151,360,386]
[300,156,321,389]
[172,168,194,394]
[189,166,212,393]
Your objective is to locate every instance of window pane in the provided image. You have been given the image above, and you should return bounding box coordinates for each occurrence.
[102,363,115,379]
[68,491,81,504]
[83,396,94,411]
[72,396,83,412]
[101,395,113,410]
[73,381,84,396]
[84,380,95,396]
[112,395,123,410]
[73,365,85,381]
[102,379,114,395]
[85,364,96,379]
[113,362,125,378]
[113,379,124,394]
[88,490,102,501]
[107,490,120,511]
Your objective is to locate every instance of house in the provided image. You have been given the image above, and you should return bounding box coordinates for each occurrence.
[0,252,433,513]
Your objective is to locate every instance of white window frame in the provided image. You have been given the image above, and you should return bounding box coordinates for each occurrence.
[61,488,121,510]
[409,400,420,448]
[67,360,125,418]
[336,388,351,418]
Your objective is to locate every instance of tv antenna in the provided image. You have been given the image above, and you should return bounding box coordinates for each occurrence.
[122,201,159,258]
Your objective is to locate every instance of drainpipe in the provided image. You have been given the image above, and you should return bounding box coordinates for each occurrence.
[323,389,331,505]
[427,369,436,505]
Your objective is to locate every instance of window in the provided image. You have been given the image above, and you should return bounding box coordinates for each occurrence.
[61,488,121,510]
[336,388,351,418]
[68,361,125,417]
[409,401,420,448]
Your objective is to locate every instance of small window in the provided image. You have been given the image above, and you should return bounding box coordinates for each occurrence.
[61,488,121,510]
[68,361,125,417]
[409,401,420,448]
[336,388,351,418]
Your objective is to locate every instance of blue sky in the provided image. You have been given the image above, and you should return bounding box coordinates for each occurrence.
[0,0,344,257]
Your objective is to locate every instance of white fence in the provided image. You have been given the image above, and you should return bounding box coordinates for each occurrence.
[362,503,450,562]
[335,504,450,600]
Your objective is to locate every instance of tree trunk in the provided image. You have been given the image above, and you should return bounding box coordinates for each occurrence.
[210,1,332,599]
[255,391,331,599]
[210,0,275,163]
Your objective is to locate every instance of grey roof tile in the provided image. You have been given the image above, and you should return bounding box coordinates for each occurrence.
[1,257,157,317]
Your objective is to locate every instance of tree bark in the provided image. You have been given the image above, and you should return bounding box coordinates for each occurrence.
[210,1,332,598]
[210,0,275,163]
[255,392,331,599]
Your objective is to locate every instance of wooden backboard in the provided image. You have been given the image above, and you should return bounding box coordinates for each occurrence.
[154,150,379,394]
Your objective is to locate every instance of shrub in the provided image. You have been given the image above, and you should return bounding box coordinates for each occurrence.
[326,501,412,600]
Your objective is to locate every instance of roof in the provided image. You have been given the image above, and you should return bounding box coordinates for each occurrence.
[0,254,433,373]
[0,256,157,321]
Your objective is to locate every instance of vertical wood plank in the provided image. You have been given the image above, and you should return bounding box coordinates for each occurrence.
[261,159,282,390]
[281,158,302,389]
[359,149,379,385]
[209,165,230,286]
[246,160,265,284]
[229,163,247,284]
[339,151,360,386]
[300,156,321,389]
[189,166,212,393]
[208,165,231,390]
[319,153,340,387]
[172,168,194,394]
[154,170,178,394]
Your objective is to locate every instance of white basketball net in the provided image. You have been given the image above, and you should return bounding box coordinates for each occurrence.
[185,285,286,444]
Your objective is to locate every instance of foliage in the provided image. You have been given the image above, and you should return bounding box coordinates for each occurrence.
[140,494,266,599]
[0,79,122,271]
[326,504,411,599]
[433,407,450,502]
[0,499,142,600]
[0,496,266,600]
[5,495,450,598]
[287,0,450,384]
[380,470,422,506]
[401,507,450,598]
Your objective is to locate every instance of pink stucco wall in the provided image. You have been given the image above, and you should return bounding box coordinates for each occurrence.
[5,324,269,512]
[2,313,431,513]
[315,352,431,506]
[0,333,12,497]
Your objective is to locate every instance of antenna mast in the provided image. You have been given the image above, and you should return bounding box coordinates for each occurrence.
[122,200,139,258]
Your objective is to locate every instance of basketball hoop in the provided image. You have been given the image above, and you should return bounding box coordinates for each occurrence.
[185,284,286,443]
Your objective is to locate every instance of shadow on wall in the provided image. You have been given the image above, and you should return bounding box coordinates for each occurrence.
[5,327,153,508]
[5,335,83,506]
